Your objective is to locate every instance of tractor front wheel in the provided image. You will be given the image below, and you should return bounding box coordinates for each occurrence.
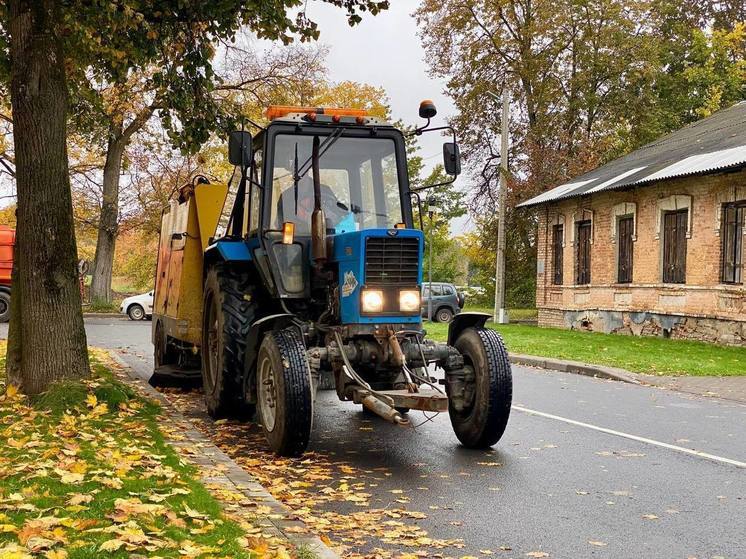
[201,266,255,418]
[257,329,313,457]
[448,327,512,448]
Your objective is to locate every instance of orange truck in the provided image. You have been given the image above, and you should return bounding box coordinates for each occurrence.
[0,225,13,322]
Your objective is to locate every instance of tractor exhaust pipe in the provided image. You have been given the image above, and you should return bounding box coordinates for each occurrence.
[360,393,409,425]
[311,135,327,265]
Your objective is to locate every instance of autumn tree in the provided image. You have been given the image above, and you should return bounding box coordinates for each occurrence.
[74,40,332,303]
[416,0,745,309]
[77,72,160,303]
[0,0,388,394]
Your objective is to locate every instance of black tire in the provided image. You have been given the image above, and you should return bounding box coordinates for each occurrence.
[257,329,313,457]
[436,307,454,323]
[127,303,145,321]
[449,327,512,448]
[0,291,9,323]
[201,266,255,418]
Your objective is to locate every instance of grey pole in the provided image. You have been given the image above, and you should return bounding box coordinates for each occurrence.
[489,89,510,324]
[428,198,433,322]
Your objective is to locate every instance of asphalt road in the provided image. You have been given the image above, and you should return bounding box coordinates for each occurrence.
[4,317,744,558]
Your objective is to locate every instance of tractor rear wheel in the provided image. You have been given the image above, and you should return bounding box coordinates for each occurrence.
[257,329,313,457]
[448,327,512,448]
[201,266,255,419]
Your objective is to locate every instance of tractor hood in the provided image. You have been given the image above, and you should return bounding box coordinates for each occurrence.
[331,228,424,325]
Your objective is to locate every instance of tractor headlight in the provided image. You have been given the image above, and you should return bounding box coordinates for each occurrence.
[361,289,384,313]
[399,289,421,313]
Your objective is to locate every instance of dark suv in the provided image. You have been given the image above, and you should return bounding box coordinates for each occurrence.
[421,282,465,322]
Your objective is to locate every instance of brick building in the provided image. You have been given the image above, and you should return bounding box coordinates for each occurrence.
[518,102,746,346]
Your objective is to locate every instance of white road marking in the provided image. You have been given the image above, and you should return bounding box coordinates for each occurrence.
[512,405,746,469]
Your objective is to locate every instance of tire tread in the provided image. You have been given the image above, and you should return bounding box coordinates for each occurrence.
[449,327,512,448]
[203,265,255,417]
[474,327,512,447]
[263,329,313,456]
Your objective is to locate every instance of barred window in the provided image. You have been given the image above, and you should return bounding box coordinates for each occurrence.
[662,209,687,284]
[617,216,634,283]
[575,220,592,285]
[552,224,563,285]
[721,202,745,284]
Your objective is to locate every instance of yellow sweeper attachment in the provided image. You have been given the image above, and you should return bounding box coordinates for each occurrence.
[152,180,227,359]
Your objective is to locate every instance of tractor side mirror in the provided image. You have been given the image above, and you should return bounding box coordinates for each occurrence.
[443,142,461,176]
[228,131,252,167]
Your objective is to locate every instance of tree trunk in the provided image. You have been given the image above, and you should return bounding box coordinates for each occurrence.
[6,0,90,393]
[89,123,125,304]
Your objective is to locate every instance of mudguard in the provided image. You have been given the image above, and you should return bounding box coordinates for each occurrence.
[447,312,491,347]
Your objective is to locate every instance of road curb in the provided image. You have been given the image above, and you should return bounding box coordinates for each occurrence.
[107,351,340,559]
[83,312,126,319]
[509,353,642,384]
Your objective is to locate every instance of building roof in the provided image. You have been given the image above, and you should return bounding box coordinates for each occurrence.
[518,101,746,208]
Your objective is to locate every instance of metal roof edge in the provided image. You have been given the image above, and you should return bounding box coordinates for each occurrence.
[517,159,746,209]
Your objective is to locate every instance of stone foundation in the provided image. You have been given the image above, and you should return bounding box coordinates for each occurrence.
[538,308,746,347]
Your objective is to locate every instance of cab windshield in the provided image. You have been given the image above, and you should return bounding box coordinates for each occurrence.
[270,134,404,235]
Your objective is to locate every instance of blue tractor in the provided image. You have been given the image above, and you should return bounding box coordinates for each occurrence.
[153,102,512,456]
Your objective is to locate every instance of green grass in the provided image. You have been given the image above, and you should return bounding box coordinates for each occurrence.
[424,322,746,377]
[84,298,121,313]
[0,347,285,558]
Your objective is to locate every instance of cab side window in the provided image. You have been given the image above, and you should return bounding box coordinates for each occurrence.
[248,149,262,236]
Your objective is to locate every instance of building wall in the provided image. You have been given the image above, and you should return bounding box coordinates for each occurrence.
[535,167,746,346]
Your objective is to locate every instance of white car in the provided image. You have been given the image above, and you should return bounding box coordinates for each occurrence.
[120,290,153,321]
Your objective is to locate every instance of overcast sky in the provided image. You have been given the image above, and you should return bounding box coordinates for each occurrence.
[307,1,454,163]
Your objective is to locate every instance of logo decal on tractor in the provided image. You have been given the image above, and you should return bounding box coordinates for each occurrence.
[341,271,358,297]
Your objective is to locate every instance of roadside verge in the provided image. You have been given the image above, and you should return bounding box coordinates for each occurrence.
[0,345,303,558]
[107,351,339,559]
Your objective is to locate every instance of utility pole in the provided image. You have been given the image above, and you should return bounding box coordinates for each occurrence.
[427,197,435,322]
[489,89,509,324]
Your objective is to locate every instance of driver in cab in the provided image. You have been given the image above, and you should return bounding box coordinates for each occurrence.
[277,177,355,234]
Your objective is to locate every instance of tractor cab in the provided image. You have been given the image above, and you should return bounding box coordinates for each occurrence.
[212,106,440,324]
[153,102,513,457]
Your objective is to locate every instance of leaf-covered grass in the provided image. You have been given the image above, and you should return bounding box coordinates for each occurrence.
[0,345,291,558]
[424,322,746,376]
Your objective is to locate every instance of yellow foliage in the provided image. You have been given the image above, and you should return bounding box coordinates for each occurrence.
[0,205,16,227]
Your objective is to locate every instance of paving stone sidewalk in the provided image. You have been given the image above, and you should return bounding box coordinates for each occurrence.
[510,353,746,404]
[107,351,339,559]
